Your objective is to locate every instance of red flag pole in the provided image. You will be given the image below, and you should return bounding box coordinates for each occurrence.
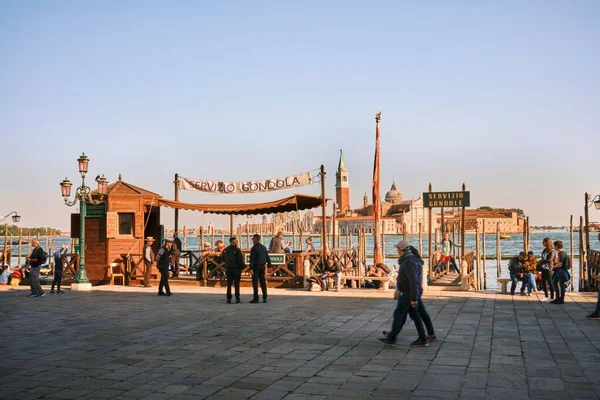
[373,112,382,266]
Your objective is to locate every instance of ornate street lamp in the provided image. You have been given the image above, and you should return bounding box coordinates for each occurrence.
[589,194,600,211]
[59,153,107,288]
[0,211,21,223]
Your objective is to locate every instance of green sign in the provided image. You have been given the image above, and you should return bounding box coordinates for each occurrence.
[423,191,470,208]
[244,253,285,265]
[86,203,106,218]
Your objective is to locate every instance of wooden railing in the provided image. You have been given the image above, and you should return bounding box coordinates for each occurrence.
[0,248,11,266]
[588,249,599,292]
[460,251,475,290]
[60,253,79,281]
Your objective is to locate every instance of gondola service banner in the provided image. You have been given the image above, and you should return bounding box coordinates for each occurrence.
[179,172,313,194]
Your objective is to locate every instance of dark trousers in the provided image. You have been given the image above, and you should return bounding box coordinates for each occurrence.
[143,261,152,286]
[226,269,241,301]
[400,298,435,336]
[158,267,171,295]
[252,264,267,300]
[510,272,526,294]
[553,272,567,302]
[540,269,554,298]
[51,272,62,291]
[389,292,426,340]
[30,267,44,295]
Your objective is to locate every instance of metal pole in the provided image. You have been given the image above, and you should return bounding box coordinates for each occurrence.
[75,199,89,283]
[174,173,179,235]
[584,193,590,251]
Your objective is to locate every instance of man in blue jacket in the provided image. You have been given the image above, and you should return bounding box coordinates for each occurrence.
[379,241,428,347]
[249,234,272,303]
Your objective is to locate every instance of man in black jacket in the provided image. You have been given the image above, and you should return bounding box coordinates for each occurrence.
[157,238,173,296]
[250,234,271,303]
[508,252,527,295]
[223,237,245,304]
[171,232,183,278]
[379,241,428,347]
[26,238,45,298]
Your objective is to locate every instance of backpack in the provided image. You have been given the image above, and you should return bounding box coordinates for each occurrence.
[40,251,48,265]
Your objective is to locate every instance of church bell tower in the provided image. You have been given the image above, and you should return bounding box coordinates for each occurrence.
[335,149,350,214]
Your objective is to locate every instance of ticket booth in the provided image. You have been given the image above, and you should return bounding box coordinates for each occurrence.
[71,177,162,285]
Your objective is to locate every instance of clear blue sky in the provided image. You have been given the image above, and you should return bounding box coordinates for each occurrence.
[1,0,599,231]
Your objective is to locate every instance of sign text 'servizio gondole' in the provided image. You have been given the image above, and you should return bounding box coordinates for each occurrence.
[423,191,470,208]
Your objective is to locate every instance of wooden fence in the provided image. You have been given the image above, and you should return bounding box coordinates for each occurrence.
[588,249,599,292]
[460,251,475,290]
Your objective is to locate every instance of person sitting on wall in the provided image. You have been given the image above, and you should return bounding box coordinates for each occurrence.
[10,266,25,286]
[0,265,10,285]
[208,240,227,279]
[322,258,343,291]
[366,264,388,289]
[269,231,290,254]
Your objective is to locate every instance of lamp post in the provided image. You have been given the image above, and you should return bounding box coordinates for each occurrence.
[59,153,107,289]
[1,211,21,223]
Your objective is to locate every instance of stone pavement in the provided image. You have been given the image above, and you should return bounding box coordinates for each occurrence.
[1,286,599,400]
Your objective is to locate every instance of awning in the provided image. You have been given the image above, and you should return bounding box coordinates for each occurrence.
[158,194,327,215]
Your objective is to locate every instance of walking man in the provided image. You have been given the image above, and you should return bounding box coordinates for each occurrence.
[223,237,245,304]
[143,237,155,287]
[379,241,428,347]
[250,234,271,303]
[26,238,45,298]
[171,232,182,278]
[157,238,173,296]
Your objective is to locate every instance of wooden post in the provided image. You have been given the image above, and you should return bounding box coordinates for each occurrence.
[441,206,445,235]
[229,215,234,238]
[461,183,466,259]
[569,215,575,291]
[496,222,501,277]
[584,192,590,253]
[183,226,187,250]
[174,173,179,235]
[211,226,215,247]
[428,183,433,279]
[475,221,480,290]
[292,221,297,251]
[381,220,386,261]
[221,229,225,242]
[18,228,22,267]
[199,226,204,249]
[372,112,382,266]
[246,222,250,250]
[579,216,586,290]
[402,223,407,242]
[482,220,487,290]
[332,202,336,250]
[320,165,327,261]
[418,222,423,255]
[27,230,31,255]
[45,228,48,252]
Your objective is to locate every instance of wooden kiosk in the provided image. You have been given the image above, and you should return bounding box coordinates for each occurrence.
[70,176,162,285]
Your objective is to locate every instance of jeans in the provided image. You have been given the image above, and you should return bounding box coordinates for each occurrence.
[252,264,267,300]
[510,272,525,294]
[553,270,568,302]
[388,291,426,341]
[143,261,152,286]
[226,269,241,301]
[526,272,536,294]
[51,272,62,291]
[540,269,554,298]
[29,267,44,295]
[399,298,435,336]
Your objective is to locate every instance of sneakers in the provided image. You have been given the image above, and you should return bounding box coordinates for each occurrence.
[410,337,429,347]
[227,299,231,304]
[378,337,396,345]
[550,299,564,304]
[166,293,173,297]
[34,293,46,298]
[236,299,241,304]
[526,293,531,297]
[27,293,36,298]
[426,335,437,342]
[586,312,600,320]
[158,292,167,296]
[57,290,64,294]
[263,298,268,303]
[249,299,259,304]
[50,290,55,294]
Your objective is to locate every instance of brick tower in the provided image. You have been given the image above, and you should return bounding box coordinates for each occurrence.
[335,149,350,214]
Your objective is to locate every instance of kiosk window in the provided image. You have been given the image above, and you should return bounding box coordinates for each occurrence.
[118,213,134,235]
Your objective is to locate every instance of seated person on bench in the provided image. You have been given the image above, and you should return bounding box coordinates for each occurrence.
[366,264,387,289]
[322,258,342,291]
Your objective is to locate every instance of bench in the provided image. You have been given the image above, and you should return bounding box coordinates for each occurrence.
[343,276,390,291]
[497,278,511,294]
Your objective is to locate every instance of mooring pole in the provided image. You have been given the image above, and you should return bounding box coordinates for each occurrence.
[174,173,179,235]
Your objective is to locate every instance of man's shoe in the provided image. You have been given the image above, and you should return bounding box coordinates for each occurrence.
[263,298,267,303]
[410,337,429,347]
[158,292,166,296]
[35,293,46,298]
[236,299,241,304]
[57,290,64,294]
[520,292,526,296]
[166,293,173,297]
[586,312,600,320]
[50,290,55,294]
[249,299,259,303]
[550,299,564,304]
[426,335,437,342]
[378,337,396,345]
[27,293,36,298]
[227,300,231,304]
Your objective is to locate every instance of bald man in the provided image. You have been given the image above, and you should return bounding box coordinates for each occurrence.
[26,238,45,297]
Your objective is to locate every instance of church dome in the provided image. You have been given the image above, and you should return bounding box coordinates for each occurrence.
[385,182,402,204]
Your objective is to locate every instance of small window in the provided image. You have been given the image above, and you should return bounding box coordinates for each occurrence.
[118,213,134,235]
[342,176,347,182]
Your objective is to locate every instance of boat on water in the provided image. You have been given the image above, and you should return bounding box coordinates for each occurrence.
[500,235,511,240]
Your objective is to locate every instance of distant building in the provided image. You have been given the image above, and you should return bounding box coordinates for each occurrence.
[445,210,525,233]
[315,150,438,235]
